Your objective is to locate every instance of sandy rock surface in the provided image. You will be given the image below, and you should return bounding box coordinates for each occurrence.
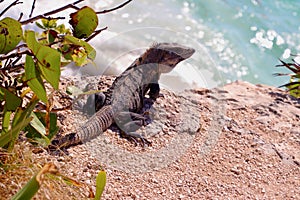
[2,77,299,199]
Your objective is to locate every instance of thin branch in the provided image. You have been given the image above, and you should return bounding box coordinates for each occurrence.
[11,55,22,66]
[18,12,23,21]
[96,0,132,14]
[3,57,12,68]
[0,0,23,17]
[0,50,32,62]
[0,57,24,72]
[7,63,24,73]
[85,27,108,42]
[21,0,84,24]
[0,56,21,71]
[29,0,37,18]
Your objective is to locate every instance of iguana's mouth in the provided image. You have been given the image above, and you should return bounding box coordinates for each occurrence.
[178,47,195,59]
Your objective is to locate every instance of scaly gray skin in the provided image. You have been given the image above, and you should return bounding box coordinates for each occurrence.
[51,43,195,148]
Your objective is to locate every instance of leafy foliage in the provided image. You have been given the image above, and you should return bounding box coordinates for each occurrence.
[25,112,58,147]
[0,17,22,54]
[275,58,300,98]
[63,35,96,66]
[70,6,98,39]
[0,0,132,198]
[25,55,47,103]
[0,4,100,150]
[25,30,61,90]
[11,163,58,200]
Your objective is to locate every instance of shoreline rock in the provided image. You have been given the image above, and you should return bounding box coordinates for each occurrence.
[58,78,300,199]
[1,78,299,199]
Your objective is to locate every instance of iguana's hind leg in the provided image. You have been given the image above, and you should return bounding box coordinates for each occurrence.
[114,111,151,146]
[83,92,106,115]
[114,111,145,132]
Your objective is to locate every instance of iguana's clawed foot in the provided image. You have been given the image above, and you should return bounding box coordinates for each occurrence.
[120,131,151,147]
[47,142,68,156]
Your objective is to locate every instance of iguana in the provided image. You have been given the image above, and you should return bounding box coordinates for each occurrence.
[51,43,195,148]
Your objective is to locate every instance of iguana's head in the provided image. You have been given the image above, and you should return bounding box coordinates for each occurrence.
[142,42,195,73]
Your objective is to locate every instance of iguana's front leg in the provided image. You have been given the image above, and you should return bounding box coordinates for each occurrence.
[148,83,160,99]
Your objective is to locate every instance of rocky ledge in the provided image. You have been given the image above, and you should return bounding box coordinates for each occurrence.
[3,78,299,199]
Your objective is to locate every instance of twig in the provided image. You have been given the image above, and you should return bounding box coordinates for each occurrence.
[7,63,24,73]
[96,0,132,14]
[20,0,132,24]
[11,55,22,67]
[0,0,23,17]
[3,57,12,68]
[18,12,23,21]
[0,56,22,71]
[21,0,84,24]
[0,58,24,73]
[0,50,32,62]
[29,0,37,18]
[85,27,108,42]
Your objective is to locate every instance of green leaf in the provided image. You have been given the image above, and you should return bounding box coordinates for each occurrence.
[1,109,11,134]
[36,21,45,30]
[0,115,32,148]
[56,24,70,35]
[11,174,40,200]
[0,87,4,99]
[25,55,48,103]
[30,112,47,135]
[40,19,58,29]
[1,95,37,149]
[0,17,22,54]
[48,30,58,44]
[64,35,96,64]
[6,97,39,150]
[47,19,58,28]
[0,88,12,134]
[11,163,58,200]
[72,49,88,66]
[1,88,22,111]
[66,85,83,96]
[25,31,61,89]
[69,6,98,39]
[12,97,38,127]
[25,112,58,146]
[95,170,106,200]
[66,85,102,97]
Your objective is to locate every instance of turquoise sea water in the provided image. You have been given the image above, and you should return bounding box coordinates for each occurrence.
[2,0,300,89]
[189,0,300,86]
[67,0,300,88]
[90,0,300,88]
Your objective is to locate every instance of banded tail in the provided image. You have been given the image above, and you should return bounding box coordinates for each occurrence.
[52,106,114,148]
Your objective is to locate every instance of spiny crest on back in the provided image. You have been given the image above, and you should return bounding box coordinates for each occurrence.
[140,42,170,64]
[150,42,160,49]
